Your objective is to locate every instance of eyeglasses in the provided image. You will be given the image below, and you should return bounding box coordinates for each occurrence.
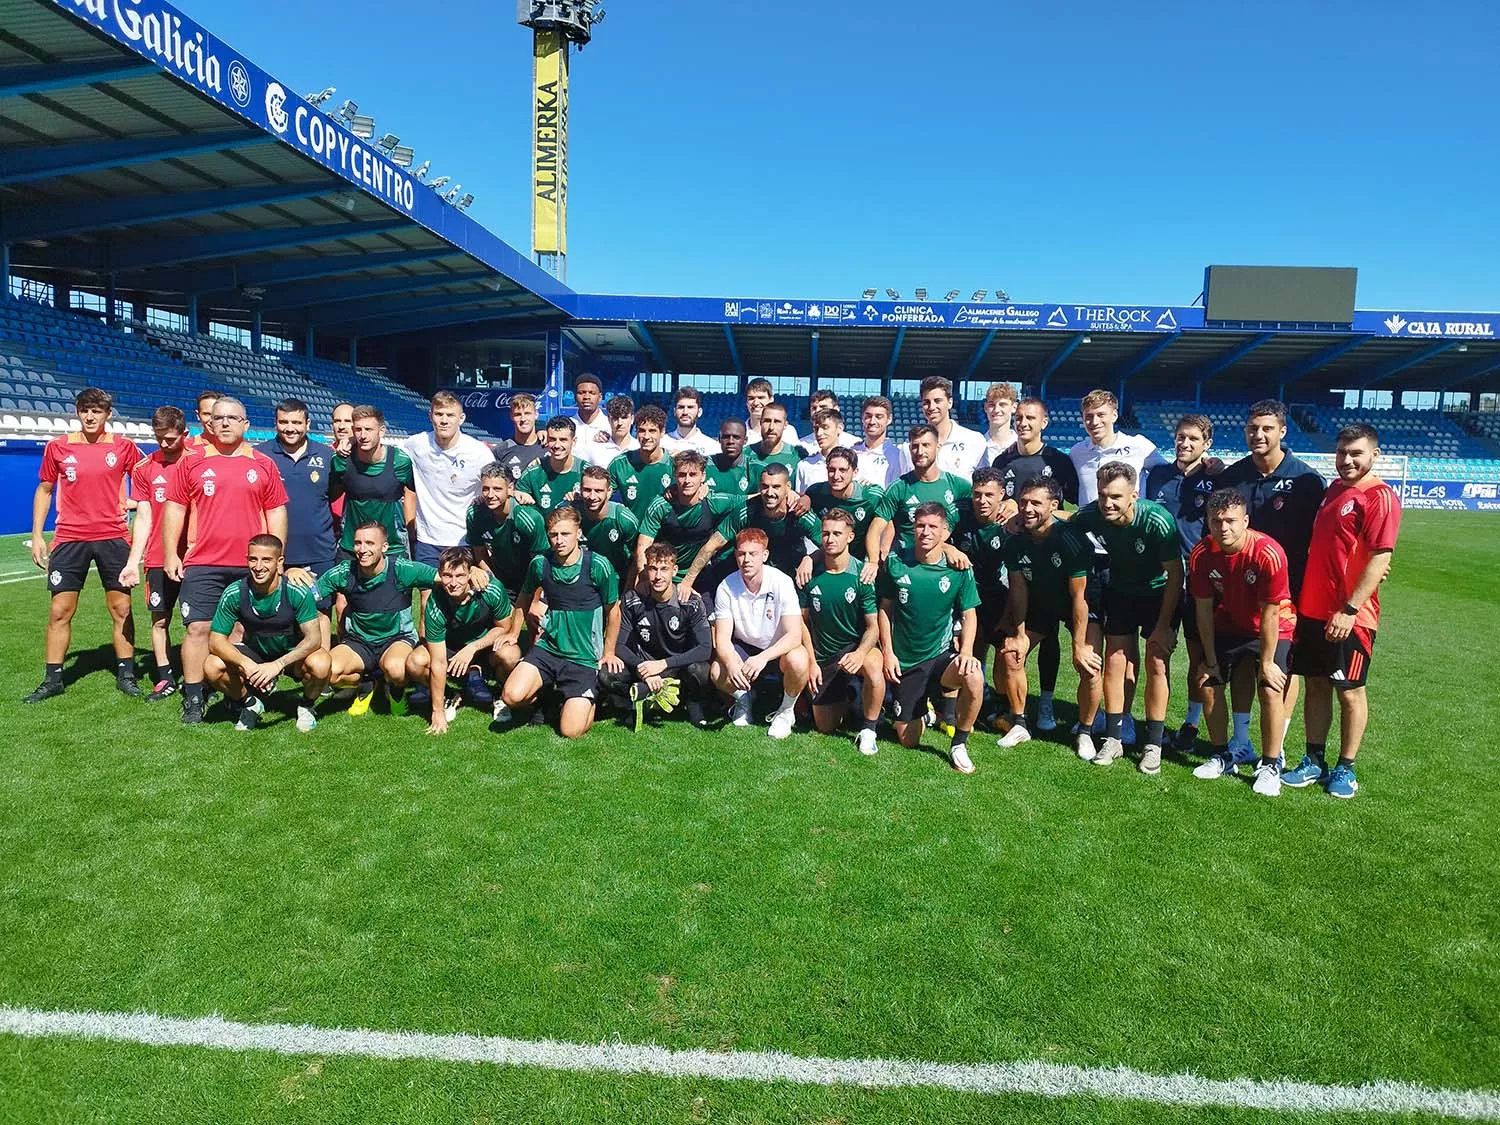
[211,414,246,423]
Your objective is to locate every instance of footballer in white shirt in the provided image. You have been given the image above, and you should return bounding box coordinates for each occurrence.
[920,376,987,476]
[1067,388,1168,505]
[851,394,913,489]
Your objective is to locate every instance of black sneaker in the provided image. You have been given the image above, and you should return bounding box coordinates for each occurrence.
[146,678,179,702]
[1172,722,1199,753]
[117,675,143,698]
[181,699,205,725]
[23,680,64,704]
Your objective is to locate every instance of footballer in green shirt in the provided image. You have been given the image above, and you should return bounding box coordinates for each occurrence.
[680,463,818,601]
[876,501,985,772]
[501,504,624,738]
[329,405,416,558]
[800,508,884,755]
[515,416,585,512]
[636,450,744,580]
[576,464,640,584]
[205,533,331,733]
[744,401,803,478]
[804,446,883,560]
[465,464,548,595]
[406,546,523,735]
[865,423,972,562]
[607,405,674,522]
[705,419,753,498]
[1066,461,1183,772]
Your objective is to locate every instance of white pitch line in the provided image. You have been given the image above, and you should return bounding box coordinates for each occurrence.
[0,572,44,585]
[0,1006,1496,1119]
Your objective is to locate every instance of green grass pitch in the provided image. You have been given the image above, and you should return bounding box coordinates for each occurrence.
[0,513,1496,1122]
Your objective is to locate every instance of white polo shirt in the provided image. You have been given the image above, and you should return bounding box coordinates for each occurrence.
[794,452,829,492]
[401,431,493,546]
[662,427,721,457]
[1068,431,1168,504]
[935,421,988,477]
[714,565,800,651]
[568,411,612,450]
[851,438,912,489]
[978,431,1018,469]
[583,436,638,468]
[796,430,858,456]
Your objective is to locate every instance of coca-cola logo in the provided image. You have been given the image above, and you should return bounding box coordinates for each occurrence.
[459,390,513,411]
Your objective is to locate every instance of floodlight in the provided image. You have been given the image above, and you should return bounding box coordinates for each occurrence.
[305,87,336,106]
[914,287,927,301]
[374,133,400,153]
[443,184,461,203]
[428,175,451,191]
[885,288,899,300]
[995,289,1010,302]
[336,99,358,121]
[413,159,431,179]
[861,288,877,299]
[593,7,606,23]
[458,193,474,211]
[348,114,376,140]
[390,146,415,168]
[971,289,987,301]
[944,289,959,301]
[1080,335,1092,344]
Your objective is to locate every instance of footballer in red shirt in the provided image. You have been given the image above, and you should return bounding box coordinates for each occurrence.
[26,388,143,703]
[1286,424,1402,798]
[159,395,288,723]
[120,405,198,701]
[1188,490,1297,796]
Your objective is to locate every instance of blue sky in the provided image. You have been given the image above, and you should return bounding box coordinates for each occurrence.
[190,0,1498,310]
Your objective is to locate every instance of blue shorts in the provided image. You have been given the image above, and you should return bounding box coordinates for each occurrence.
[413,540,461,567]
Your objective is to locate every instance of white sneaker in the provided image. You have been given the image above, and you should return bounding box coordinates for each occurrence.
[856,728,878,756]
[1138,743,1162,775]
[1252,759,1283,797]
[767,708,795,740]
[729,694,753,727]
[1036,698,1057,731]
[951,743,975,774]
[1121,714,1137,745]
[1092,737,1124,766]
[444,697,461,722]
[492,700,512,724]
[1192,753,1237,780]
[295,704,317,733]
[1075,731,1096,761]
[997,724,1032,748]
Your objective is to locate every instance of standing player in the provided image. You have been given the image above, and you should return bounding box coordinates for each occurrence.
[1145,413,1217,751]
[1068,462,1182,773]
[705,419,752,497]
[801,509,884,755]
[956,469,1012,700]
[258,398,336,649]
[877,503,985,772]
[710,528,809,739]
[575,465,640,585]
[977,382,1019,467]
[998,477,1104,758]
[328,401,354,532]
[745,401,803,478]
[990,398,1079,507]
[568,372,612,452]
[635,450,743,579]
[796,390,857,455]
[465,465,547,597]
[584,394,639,468]
[852,395,912,489]
[662,387,722,457]
[204,533,330,733]
[407,546,523,732]
[745,377,800,447]
[516,416,584,513]
[501,505,623,737]
[329,405,416,559]
[680,463,818,600]
[1187,491,1297,796]
[315,522,438,715]
[402,391,493,566]
[187,390,219,450]
[1284,424,1400,799]
[920,376,987,476]
[160,396,288,724]
[125,405,196,700]
[607,405,674,523]
[491,393,547,484]
[863,425,973,570]
[804,447,883,560]
[26,387,143,702]
[1069,390,1168,505]
[604,542,715,728]
[793,408,848,492]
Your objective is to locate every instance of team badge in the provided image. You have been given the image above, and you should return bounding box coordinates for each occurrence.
[246,469,258,484]
[844,588,856,603]
[990,536,1001,550]
[668,615,679,631]
[180,601,191,620]
[1050,553,1061,568]
[1273,497,1284,510]
[149,591,162,608]
[899,588,909,604]
[64,468,77,483]
[105,452,117,468]
[49,570,61,587]
[939,576,951,593]
[943,489,955,504]
[608,529,619,542]
[638,623,652,641]
[310,471,320,483]
[855,508,866,521]
[203,480,216,496]
[811,594,822,612]
[1245,571,1257,585]
[1134,539,1145,553]
[154,487,167,503]
[1340,499,1356,516]
[626,486,638,500]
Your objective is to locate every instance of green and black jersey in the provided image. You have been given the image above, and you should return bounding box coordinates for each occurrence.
[209,578,319,660]
[316,557,436,646]
[804,481,884,559]
[465,501,547,592]
[330,446,415,556]
[639,491,744,579]
[580,502,640,579]
[1066,500,1179,594]
[516,458,583,513]
[520,549,620,668]
[607,450,674,523]
[877,554,981,667]
[424,583,514,649]
[800,563,877,663]
[875,471,973,551]
[1001,518,1089,620]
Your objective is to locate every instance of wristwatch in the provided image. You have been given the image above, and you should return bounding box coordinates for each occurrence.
[1341,602,1358,616]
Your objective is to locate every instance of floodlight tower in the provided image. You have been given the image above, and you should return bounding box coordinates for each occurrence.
[517,1,604,281]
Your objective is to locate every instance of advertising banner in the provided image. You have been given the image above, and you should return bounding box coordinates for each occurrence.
[531,29,569,257]
[1396,480,1500,512]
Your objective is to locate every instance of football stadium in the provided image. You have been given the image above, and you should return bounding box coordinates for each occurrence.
[2,0,1498,1120]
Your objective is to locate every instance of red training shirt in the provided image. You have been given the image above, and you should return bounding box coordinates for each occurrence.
[130,448,198,569]
[1188,528,1296,640]
[1298,477,1401,630]
[166,444,288,568]
[39,431,142,544]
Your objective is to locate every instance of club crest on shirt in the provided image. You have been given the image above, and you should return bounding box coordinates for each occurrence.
[105,452,117,468]
[1245,570,1258,585]
[844,588,856,603]
[1134,539,1145,553]
[203,480,216,496]
[668,615,680,631]
[246,469,258,484]
[1340,499,1356,516]
[939,575,951,593]
[1050,553,1061,568]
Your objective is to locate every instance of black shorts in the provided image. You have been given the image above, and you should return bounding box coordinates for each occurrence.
[179,565,247,624]
[1214,633,1292,681]
[1103,588,1167,639]
[892,652,956,724]
[46,538,130,595]
[1180,591,1202,646]
[812,647,858,707]
[975,589,1008,645]
[523,647,599,701]
[338,633,417,674]
[231,641,308,680]
[1291,617,1376,689]
[145,566,182,615]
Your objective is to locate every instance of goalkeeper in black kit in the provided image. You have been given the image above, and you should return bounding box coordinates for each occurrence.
[601,542,715,728]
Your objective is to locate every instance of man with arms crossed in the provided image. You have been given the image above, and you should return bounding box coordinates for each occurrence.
[1187,490,1297,796]
[205,534,330,733]
[1283,424,1400,800]
[711,528,809,740]
[801,509,884,756]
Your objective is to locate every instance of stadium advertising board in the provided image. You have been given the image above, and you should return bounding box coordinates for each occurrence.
[1396,480,1500,512]
[532,29,569,256]
[1356,311,1499,339]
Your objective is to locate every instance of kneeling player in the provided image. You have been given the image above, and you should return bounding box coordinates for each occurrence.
[801,510,884,755]
[877,503,984,772]
[997,477,1104,758]
[315,522,438,715]
[501,505,623,737]
[1188,490,1297,796]
[205,534,330,731]
[601,542,713,728]
[407,546,523,734]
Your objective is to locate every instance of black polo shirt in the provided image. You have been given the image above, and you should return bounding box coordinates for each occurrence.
[256,437,336,571]
[990,444,1080,506]
[1212,452,1325,596]
[1145,460,1216,555]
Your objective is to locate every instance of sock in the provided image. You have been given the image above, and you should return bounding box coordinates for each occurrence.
[1038,633,1060,693]
[861,715,878,732]
[779,690,799,715]
[44,662,63,684]
[1232,712,1251,743]
[1306,741,1327,765]
[1039,690,1054,708]
[183,681,205,705]
[155,662,173,683]
[1337,754,1356,768]
[1185,701,1203,726]
[1145,719,1165,747]
[733,689,750,708]
[389,683,405,700]
[1010,711,1028,730]
[1261,754,1281,767]
[116,658,135,679]
[939,696,957,724]
[1106,712,1125,740]
[950,727,971,749]
[1211,743,1229,760]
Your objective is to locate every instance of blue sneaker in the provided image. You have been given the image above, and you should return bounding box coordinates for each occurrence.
[1282,754,1328,789]
[463,667,494,708]
[1327,762,1359,799]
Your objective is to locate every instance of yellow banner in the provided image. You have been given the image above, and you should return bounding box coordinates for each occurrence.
[531,29,569,257]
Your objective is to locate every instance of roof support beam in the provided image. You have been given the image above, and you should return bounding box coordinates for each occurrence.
[0,131,267,186]
[960,330,998,380]
[309,292,520,328]
[723,324,744,379]
[884,327,907,382]
[1360,342,1459,388]
[2,184,336,241]
[628,321,671,374]
[1439,354,1500,390]
[810,331,820,385]
[1192,332,1275,383]
[1277,335,1372,385]
[1033,334,1083,396]
[113,247,457,296]
[1115,334,1179,383]
[263,269,495,312]
[0,60,157,99]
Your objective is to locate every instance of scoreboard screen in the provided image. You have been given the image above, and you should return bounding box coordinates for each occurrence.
[1204,266,1357,324]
